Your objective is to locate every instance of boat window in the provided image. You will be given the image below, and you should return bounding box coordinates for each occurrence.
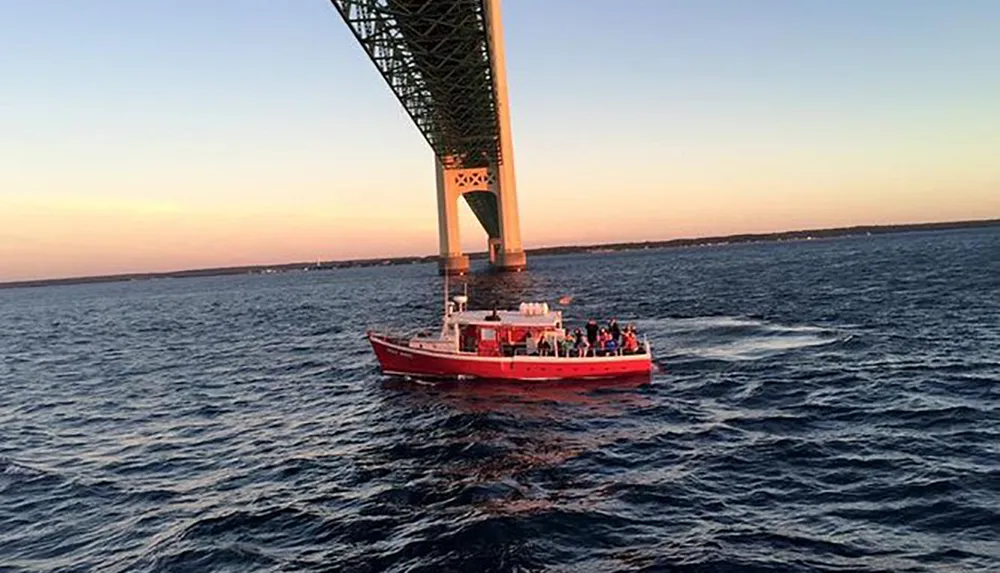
[481,328,497,341]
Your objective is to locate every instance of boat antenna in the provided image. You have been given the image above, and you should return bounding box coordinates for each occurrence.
[443,269,450,318]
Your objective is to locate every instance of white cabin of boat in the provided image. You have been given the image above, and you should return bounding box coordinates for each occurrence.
[408,296,568,357]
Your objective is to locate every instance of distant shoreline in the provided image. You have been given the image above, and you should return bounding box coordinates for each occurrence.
[2,218,998,290]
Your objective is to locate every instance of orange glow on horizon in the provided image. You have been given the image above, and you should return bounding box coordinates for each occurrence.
[2,173,998,283]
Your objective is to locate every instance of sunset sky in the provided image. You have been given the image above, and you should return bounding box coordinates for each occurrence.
[2,0,999,281]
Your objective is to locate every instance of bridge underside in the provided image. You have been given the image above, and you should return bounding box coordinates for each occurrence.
[329,0,506,240]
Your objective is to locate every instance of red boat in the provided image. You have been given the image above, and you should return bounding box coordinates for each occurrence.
[366,293,653,382]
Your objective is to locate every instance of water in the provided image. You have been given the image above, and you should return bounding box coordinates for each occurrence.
[1,227,998,572]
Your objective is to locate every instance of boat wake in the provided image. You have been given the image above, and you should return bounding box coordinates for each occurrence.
[637,315,848,362]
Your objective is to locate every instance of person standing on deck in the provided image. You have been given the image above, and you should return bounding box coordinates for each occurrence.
[574,328,589,357]
[585,319,599,354]
[609,318,621,346]
[560,330,573,357]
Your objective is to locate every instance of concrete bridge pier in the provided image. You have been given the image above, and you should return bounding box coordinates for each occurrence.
[436,159,470,276]
[491,153,527,273]
[435,158,527,276]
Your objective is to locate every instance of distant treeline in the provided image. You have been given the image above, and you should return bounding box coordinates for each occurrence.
[2,218,997,290]
[518,218,1000,257]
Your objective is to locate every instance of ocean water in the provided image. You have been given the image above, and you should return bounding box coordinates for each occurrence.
[1,227,998,572]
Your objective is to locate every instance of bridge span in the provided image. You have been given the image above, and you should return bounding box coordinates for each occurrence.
[328,0,526,274]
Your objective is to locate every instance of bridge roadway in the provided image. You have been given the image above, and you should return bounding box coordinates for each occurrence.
[329,0,526,273]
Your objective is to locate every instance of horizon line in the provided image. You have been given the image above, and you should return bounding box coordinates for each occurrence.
[2,217,998,290]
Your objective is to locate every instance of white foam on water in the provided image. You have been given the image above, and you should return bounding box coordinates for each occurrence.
[694,332,839,361]
[637,316,844,362]
[0,457,47,480]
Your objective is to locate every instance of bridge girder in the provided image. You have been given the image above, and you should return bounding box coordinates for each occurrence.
[329,0,502,171]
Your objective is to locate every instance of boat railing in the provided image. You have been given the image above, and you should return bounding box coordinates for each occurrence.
[369,327,652,357]
[509,343,651,358]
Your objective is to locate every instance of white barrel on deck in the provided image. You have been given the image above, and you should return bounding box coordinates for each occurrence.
[518,302,548,315]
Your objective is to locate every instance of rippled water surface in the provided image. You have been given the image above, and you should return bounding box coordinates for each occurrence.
[2,228,999,572]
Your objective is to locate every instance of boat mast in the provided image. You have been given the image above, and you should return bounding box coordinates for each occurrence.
[441,272,451,338]
[444,271,450,317]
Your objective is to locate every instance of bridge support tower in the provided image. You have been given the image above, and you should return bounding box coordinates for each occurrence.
[437,0,527,276]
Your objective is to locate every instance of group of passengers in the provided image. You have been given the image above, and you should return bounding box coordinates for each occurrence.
[530,318,643,357]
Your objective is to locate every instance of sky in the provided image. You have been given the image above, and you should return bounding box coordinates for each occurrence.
[2,0,999,281]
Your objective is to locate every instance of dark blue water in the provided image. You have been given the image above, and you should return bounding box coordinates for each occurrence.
[2,228,999,572]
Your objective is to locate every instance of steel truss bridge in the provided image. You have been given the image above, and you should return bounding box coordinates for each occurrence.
[328,0,526,273]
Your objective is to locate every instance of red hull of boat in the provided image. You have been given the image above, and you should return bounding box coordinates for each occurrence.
[367,333,653,382]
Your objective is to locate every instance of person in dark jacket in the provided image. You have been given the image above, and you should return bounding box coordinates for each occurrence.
[585,319,599,350]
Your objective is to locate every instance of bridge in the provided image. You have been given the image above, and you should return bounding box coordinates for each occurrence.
[328,0,526,275]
